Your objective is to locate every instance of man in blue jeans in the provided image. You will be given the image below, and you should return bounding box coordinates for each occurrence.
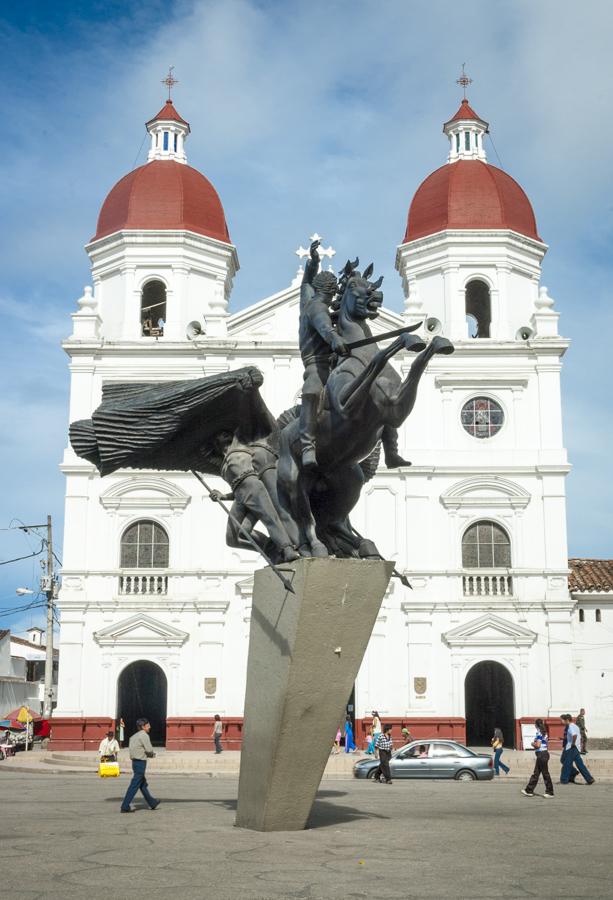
[560,714,595,785]
[120,718,160,813]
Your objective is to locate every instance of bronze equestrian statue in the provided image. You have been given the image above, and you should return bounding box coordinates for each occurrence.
[69,240,454,581]
[277,256,453,557]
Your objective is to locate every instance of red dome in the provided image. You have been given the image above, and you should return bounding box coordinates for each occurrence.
[93,160,231,243]
[404,160,541,243]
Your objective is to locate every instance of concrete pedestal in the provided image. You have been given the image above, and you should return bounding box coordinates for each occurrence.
[235,557,394,831]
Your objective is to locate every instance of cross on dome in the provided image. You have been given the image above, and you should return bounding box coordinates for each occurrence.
[456,63,473,99]
[162,66,178,100]
[146,71,190,164]
[443,72,488,164]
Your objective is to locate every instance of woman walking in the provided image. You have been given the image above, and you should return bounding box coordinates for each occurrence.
[522,718,554,798]
[491,727,510,776]
[371,710,382,758]
[344,715,357,753]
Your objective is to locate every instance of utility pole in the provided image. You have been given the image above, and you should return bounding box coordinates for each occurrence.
[18,516,56,718]
[43,514,55,719]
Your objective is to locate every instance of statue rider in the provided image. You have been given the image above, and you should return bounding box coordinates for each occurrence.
[298,240,348,470]
[298,240,411,471]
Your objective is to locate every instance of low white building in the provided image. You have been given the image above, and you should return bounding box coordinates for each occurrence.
[51,95,613,751]
[0,628,59,714]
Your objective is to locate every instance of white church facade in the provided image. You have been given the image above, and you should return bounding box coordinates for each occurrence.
[51,95,613,751]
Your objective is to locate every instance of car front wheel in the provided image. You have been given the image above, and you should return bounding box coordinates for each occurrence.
[455,769,477,781]
[366,768,379,780]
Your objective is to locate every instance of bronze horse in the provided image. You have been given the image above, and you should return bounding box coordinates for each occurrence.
[277,263,454,557]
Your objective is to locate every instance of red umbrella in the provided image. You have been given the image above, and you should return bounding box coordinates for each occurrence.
[1,706,42,728]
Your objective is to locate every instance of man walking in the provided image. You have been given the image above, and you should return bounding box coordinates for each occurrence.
[372,724,394,785]
[559,714,580,784]
[560,714,595,785]
[120,718,160,813]
[576,708,588,754]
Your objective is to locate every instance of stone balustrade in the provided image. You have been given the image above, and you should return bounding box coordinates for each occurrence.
[462,570,513,597]
[118,572,168,595]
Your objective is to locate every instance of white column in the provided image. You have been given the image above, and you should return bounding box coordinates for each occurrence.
[443,265,463,339]
[121,266,139,339]
[53,617,84,715]
[164,267,186,341]
[206,275,229,338]
[546,607,576,715]
[405,610,434,711]
[451,661,462,717]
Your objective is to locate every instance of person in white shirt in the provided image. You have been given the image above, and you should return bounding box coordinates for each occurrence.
[211,714,223,754]
[98,731,120,761]
[560,714,594,785]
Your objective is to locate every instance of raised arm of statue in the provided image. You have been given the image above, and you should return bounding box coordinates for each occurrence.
[303,239,320,287]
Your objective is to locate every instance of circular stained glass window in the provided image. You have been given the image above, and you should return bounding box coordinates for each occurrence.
[461,397,504,439]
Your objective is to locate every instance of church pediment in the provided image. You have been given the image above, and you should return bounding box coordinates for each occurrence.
[100,476,191,511]
[442,613,536,648]
[441,476,530,510]
[93,614,189,647]
[228,283,404,344]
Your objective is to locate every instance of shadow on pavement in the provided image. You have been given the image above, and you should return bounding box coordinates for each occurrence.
[308,798,389,828]
[103,787,386,828]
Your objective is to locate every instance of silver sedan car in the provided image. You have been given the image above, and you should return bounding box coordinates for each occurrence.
[353,739,494,781]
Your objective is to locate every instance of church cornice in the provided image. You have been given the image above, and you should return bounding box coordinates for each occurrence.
[396,228,548,257]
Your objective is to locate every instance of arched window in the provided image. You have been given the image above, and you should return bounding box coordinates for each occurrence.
[141,280,167,337]
[120,520,169,569]
[596,609,602,623]
[579,609,585,623]
[465,279,491,338]
[462,520,511,568]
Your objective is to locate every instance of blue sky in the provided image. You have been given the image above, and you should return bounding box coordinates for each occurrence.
[1,0,612,633]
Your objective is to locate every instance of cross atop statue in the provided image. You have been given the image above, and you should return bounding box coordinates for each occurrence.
[456,63,473,99]
[295,233,336,270]
[162,66,179,100]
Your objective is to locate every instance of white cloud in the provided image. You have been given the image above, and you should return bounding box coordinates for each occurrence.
[1,0,613,621]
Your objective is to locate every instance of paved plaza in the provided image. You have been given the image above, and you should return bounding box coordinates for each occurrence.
[1,773,612,900]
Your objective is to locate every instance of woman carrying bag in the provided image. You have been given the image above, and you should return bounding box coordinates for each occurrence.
[522,718,554,798]
[491,727,510,776]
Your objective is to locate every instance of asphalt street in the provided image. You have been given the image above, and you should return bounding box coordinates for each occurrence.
[1,774,611,900]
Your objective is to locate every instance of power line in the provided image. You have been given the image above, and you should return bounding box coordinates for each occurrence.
[131,133,148,170]
[0,542,45,566]
[486,131,504,168]
[0,600,47,618]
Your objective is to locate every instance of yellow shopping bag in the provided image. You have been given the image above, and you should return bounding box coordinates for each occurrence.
[98,761,120,777]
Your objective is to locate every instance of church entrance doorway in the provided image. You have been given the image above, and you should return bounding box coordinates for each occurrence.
[117,661,167,746]
[464,661,515,748]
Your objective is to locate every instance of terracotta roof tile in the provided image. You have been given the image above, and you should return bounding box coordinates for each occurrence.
[146,100,189,128]
[404,160,542,243]
[569,558,613,593]
[93,160,231,243]
[447,98,486,123]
